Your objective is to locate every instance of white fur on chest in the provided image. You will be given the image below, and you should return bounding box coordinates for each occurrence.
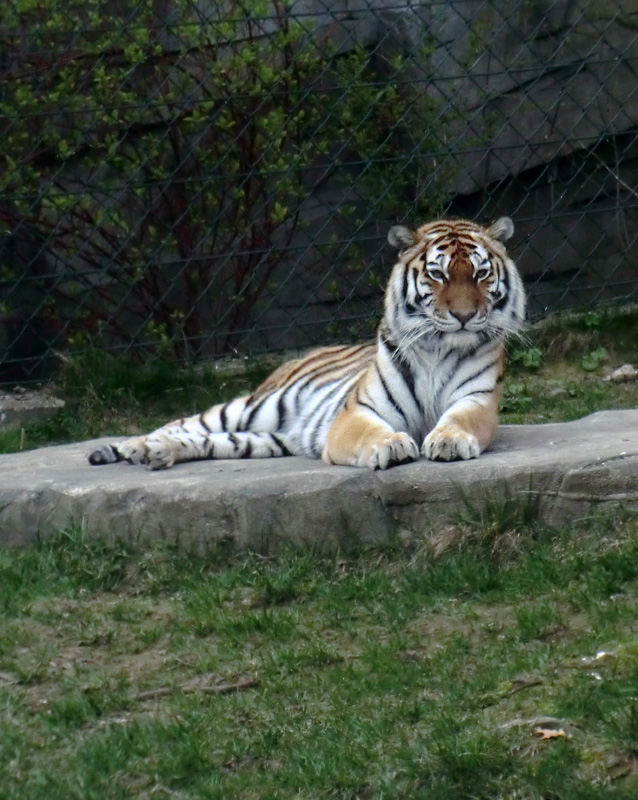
[407,335,500,438]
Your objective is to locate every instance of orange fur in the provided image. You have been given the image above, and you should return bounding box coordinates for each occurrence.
[322,368,420,469]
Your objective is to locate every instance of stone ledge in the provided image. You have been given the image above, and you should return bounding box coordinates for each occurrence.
[1,409,637,551]
[0,389,65,428]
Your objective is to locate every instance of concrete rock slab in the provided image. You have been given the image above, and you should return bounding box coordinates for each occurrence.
[0,388,65,428]
[1,410,638,551]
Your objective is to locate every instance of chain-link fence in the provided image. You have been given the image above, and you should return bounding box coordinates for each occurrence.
[2,0,638,384]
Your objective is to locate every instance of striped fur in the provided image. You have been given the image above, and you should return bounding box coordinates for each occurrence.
[88,216,525,471]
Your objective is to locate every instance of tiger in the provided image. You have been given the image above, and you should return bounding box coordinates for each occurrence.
[88,215,525,471]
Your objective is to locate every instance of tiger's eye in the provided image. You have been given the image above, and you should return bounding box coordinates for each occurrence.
[475,267,491,281]
[427,267,446,282]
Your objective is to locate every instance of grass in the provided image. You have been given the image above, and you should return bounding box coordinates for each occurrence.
[3,304,638,454]
[501,305,638,424]
[1,506,638,797]
[0,350,276,454]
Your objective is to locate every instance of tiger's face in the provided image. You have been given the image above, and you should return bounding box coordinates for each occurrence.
[386,217,525,346]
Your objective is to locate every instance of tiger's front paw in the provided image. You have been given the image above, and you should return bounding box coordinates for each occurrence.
[422,425,480,462]
[361,432,420,470]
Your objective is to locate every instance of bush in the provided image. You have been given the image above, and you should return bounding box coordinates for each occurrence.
[1,0,445,370]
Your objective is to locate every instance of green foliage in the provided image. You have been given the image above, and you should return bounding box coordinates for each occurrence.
[582,311,605,330]
[1,0,444,366]
[500,380,533,414]
[581,346,609,372]
[509,344,544,371]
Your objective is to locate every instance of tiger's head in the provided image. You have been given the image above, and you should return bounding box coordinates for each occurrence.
[385,216,525,347]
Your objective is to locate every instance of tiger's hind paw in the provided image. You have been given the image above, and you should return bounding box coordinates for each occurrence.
[422,426,480,462]
[108,434,178,470]
[141,433,177,470]
[88,437,149,466]
[363,432,419,470]
[88,433,191,470]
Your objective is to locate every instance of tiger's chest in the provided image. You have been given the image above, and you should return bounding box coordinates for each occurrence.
[402,338,500,437]
[409,350,460,434]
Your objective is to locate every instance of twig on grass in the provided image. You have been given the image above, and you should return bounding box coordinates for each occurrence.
[135,678,258,701]
[500,715,576,734]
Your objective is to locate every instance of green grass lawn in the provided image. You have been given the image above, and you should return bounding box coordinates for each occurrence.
[2,306,638,797]
[2,506,638,798]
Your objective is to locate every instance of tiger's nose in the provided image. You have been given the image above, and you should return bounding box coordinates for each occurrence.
[451,309,476,325]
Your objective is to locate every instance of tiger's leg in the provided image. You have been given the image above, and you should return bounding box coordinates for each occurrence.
[423,394,499,462]
[322,400,419,470]
[89,431,292,470]
[88,396,287,468]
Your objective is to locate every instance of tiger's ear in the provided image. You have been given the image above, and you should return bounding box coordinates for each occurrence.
[387,225,417,250]
[487,216,514,242]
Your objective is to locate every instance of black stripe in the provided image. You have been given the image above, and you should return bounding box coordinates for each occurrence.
[284,359,343,420]
[306,380,354,456]
[375,367,408,426]
[380,334,422,412]
[276,393,287,431]
[433,350,461,406]
[220,403,229,430]
[273,380,302,425]
[199,413,212,433]
[296,345,371,389]
[451,360,497,397]
[493,264,509,311]
[402,266,410,310]
[271,433,293,456]
[279,343,371,389]
[404,267,420,314]
[243,394,272,431]
[309,402,336,456]
[285,353,367,421]
[354,393,390,425]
